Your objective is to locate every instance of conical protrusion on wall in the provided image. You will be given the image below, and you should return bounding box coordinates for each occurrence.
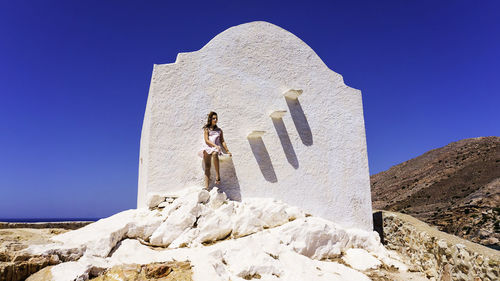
[247,131,266,138]
[283,89,303,99]
[269,110,287,119]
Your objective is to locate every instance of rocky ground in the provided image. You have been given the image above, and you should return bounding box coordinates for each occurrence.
[1,207,498,280]
[2,187,428,281]
[28,261,194,281]
[371,136,500,248]
[0,221,95,281]
[0,228,67,281]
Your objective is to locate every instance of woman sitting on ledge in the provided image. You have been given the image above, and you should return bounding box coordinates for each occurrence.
[198,111,231,190]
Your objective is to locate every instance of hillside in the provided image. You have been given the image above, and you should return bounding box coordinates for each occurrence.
[371,136,500,249]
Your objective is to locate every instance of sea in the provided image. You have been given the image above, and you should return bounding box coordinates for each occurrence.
[0,218,99,222]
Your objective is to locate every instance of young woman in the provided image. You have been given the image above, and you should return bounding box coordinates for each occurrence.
[199,111,231,189]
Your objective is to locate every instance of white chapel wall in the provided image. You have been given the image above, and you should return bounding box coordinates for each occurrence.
[137,21,373,230]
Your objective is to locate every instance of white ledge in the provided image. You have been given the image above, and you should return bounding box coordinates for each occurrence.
[269,110,287,119]
[219,153,232,161]
[283,89,303,99]
[247,131,266,138]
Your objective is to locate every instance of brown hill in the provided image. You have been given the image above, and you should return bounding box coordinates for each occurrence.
[371,136,500,249]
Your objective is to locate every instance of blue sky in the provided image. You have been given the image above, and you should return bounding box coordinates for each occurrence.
[1,1,498,219]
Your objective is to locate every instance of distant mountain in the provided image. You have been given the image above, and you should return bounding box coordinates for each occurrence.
[371,136,500,249]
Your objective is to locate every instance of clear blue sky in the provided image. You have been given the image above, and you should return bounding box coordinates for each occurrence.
[1,1,498,219]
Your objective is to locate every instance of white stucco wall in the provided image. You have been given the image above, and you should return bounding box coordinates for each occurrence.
[137,21,373,230]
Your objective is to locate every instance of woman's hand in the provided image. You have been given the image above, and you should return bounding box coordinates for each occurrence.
[227,151,232,157]
[216,146,222,153]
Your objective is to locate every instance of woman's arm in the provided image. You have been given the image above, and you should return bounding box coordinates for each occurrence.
[220,130,231,156]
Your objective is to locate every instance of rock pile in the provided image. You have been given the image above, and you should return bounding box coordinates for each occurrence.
[24,187,413,281]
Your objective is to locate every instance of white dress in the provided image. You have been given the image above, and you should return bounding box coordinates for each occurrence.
[198,128,223,158]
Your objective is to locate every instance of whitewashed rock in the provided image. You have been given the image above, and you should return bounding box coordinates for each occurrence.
[145,193,165,208]
[342,248,381,271]
[26,187,414,281]
[26,209,165,259]
[277,250,372,281]
[195,203,234,244]
[207,187,227,209]
[157,201,170,208]
[221,246,282,279]
[276,217,348,259]
[231,205,267,238]
[50,261,92,281]
[150,202,201,246]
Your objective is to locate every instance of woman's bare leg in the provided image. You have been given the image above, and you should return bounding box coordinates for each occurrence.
[203,151,211,189]
[213,153,220,184]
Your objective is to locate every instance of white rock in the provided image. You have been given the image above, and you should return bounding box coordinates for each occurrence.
[207,187,227,209]
[126,209,165,239]
[231,204,266,238]
[49,261,93,281]
[26,187,408,281]
[26,208,165,258]
[146,193,165,208]
[196,203,235,243]
[342,248,381,271]
[222,246,282,279]
[51,210,138,257]
[276,217,349,260]
[277,250,372,281]
[244,198,295,228]
[157,201,170,208]
[150,204,201,246]
[345,228,385,254]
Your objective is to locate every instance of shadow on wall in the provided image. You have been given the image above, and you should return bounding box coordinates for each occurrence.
[272,117,299,169]
[217,157,241,201]
[248,136,278,183]
[202,156,242,202]
[285,97,313,146]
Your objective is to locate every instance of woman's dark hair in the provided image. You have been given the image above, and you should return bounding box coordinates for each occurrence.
[203,111,218,130]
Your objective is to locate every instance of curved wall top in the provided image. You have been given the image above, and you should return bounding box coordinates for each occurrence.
[138,21,373,230]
